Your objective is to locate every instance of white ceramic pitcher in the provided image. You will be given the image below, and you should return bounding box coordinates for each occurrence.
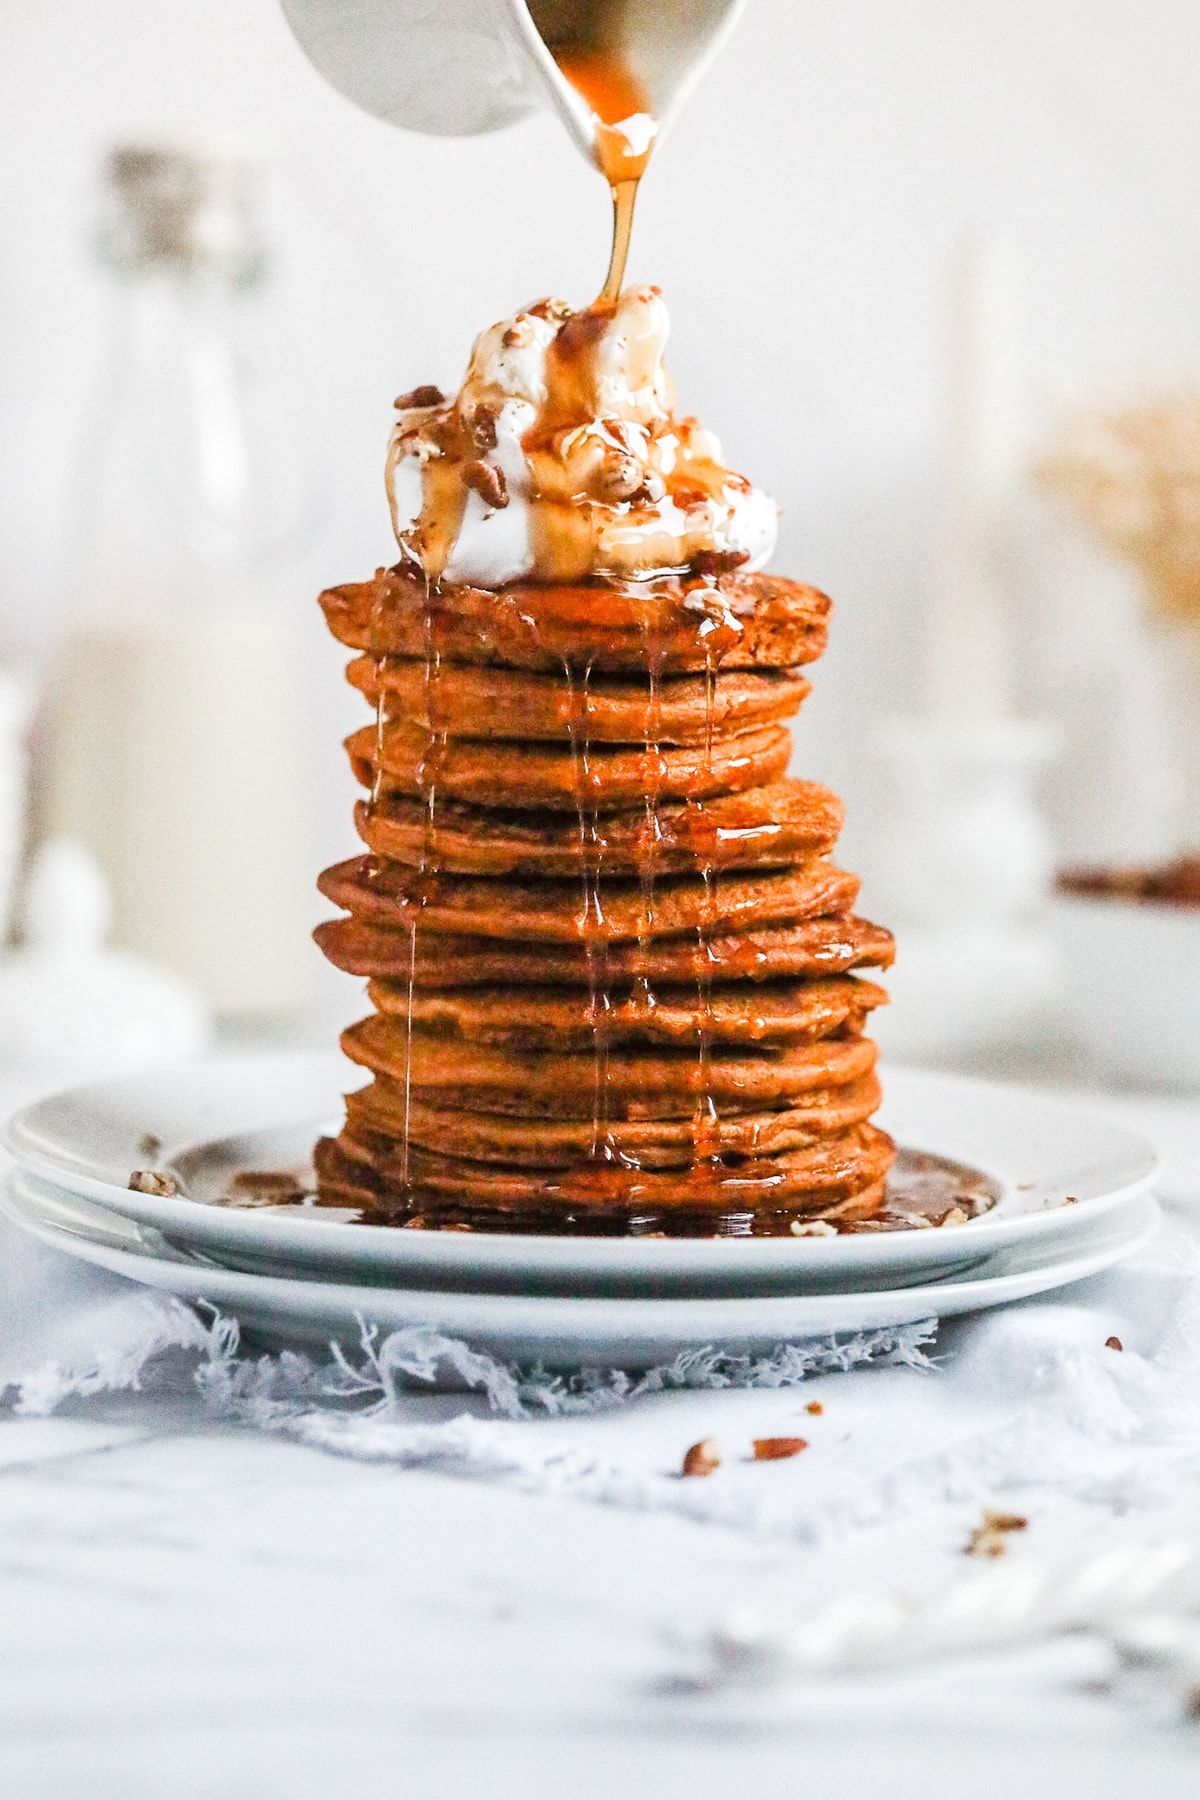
[279,0,748,165]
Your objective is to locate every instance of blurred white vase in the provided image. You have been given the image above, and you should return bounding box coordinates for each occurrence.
[868,716,1061,1062]
[871,716,1057,928]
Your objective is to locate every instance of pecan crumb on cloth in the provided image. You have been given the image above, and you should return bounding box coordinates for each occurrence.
[752,1437,809,1462]
[680,1439,722,1478]
[964,1511,1029,1559]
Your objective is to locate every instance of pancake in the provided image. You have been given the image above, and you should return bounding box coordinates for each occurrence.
[314,1134,889,1234]
[346,656,811,745]
[348,1073,884,1167]
[315,557,895,1235]
[354,781,843,878]
[320,565,831,674]
[374,975,888,1050]
[320,1124,895,1218]
[341,1013,879,1116]
[314,912,896,987]
[347,720,794,811]
[317,856,861,943]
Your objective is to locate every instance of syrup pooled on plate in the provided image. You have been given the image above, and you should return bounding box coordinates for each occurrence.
[219,1149,998,1238]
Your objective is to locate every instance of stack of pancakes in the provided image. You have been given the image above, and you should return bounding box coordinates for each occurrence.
[314,562,896,1235]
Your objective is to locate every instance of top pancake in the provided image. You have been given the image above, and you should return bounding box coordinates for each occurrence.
[320,565,831,675]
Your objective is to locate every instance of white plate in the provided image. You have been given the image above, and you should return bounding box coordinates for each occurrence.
[2,1057,1159,1296]
[0,1171,1161,1367]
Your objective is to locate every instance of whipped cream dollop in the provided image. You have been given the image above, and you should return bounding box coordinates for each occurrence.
[386,286,778,586]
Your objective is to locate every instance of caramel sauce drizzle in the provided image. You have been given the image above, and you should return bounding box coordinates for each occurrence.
[691,651,721,1163]
[632,617,666,1079]
[361,38,789,1227]
[563,657,616,1163]
[400,591,445,1188]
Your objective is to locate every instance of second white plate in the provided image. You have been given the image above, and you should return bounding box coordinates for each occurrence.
[1,1172,1161,1368]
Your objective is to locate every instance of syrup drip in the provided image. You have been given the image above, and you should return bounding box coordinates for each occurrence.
[365,566,393,889]
[636,615,665,993]
[632,616,666,1070]
[564,658,616,1163]
[551,49,659,301]
[691,650,721,1164]
[387,389,472,586]
[399,590,444,1189]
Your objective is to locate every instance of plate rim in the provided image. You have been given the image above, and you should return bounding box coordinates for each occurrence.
[1,1054,1162,1274]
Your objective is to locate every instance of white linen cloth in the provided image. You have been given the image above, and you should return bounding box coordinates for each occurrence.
[3,1070,1200,1793]
[1,1082,1198,1548]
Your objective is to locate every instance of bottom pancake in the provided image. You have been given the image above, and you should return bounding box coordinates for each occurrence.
[348,1073,883,1168]
[315,1127,894,1235]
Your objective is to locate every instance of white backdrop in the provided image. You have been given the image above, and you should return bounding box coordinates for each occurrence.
[1,0,1196,875]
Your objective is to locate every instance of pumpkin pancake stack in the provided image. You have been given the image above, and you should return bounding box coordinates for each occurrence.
[314,559,896,1235]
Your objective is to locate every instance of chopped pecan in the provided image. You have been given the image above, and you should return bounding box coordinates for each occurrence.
[465,405,500,453]
[693,548,751,576]
[1106,1335,1124,1352]
[527,296,573,324]
[752,1437,809,1462]
[681,1438,721,1478]
[129,1169,178,1197]
[394,384,445,411]
[557,307,609,356]
[231,1169,303,1197]
[462,459,509,510]
[964,1511,1028,1558]
[226,1170,307,1207]
[594,452,646,504]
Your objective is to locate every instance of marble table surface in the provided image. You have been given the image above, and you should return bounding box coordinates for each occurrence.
[2,1054,1199,1800]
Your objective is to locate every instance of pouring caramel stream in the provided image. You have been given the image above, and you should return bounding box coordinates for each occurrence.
[552,48,658,301]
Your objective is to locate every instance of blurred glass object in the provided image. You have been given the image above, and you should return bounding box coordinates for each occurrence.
[0,667,33,944]
[867,717,1061,1065]
[42,142,323,1016]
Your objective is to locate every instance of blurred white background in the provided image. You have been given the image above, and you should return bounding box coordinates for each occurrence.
[2,0,1197,887]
